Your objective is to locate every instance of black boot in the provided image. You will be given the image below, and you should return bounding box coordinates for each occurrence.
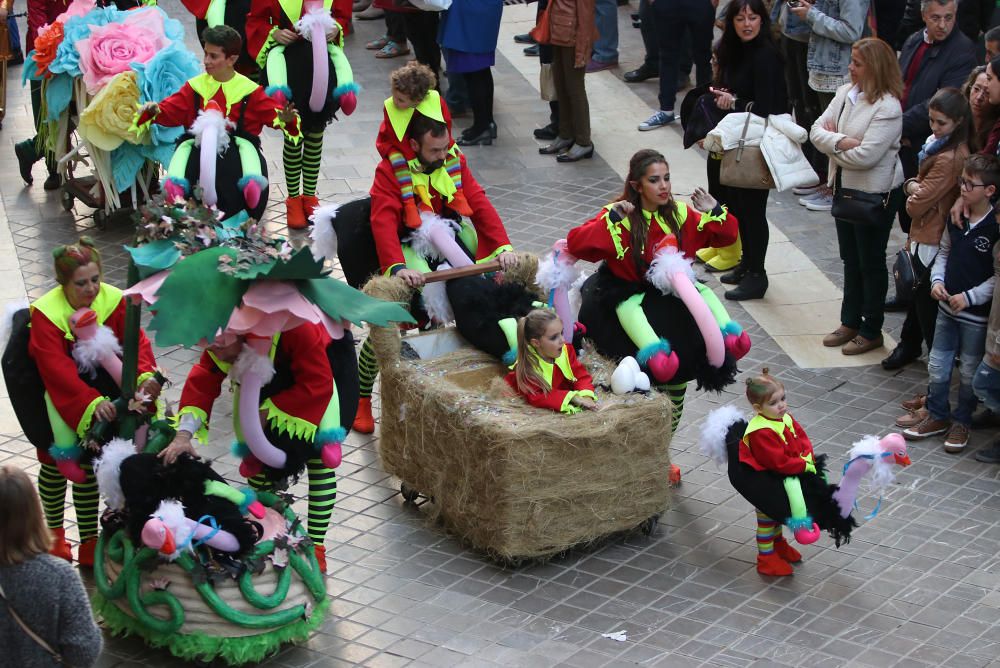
[14,140,37,186]
[720,263,747,285]
[725,271,768,301]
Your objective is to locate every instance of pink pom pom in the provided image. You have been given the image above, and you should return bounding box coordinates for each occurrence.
[646,350,679,384]
[238,453,264,479]
[57,460,88,484]
[793,522,821,545]
[339,91,357,116]
[320,442,342,469]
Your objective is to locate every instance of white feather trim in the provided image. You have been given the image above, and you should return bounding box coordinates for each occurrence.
[296,7,336,41]
[94,438,137,511]
[407,212,456,262]
[646,248,696,296]
[309,203,340,261]
[422,262,455,324]
[230,345,276,385]
[154,499,194,560]
[698,405,746,467]
[1,298,30,348]
[72,324,122,377]
[190,108,234,155]
[535,252,582,292]
[568,270,589,324]
[847,435,898,497]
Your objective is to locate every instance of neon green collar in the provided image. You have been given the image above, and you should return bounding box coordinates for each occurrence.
[277,0,333,25]
[744,413,795,444]
[188,72,260,116]
[31,284,123,341]
[384,90,446,143]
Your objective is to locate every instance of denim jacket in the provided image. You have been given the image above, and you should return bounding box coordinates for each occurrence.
[805,0,871,77]
[769,1,811,40]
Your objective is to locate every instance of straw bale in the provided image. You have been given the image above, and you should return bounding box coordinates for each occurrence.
[362,276,673,561]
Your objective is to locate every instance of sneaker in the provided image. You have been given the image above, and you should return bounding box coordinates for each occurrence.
[638,110,675,131]
[797,191,828,206]
[523,44,539,57]
[974,440,1000,463]
[943,423,970,453]
[903,416,950,441]
[901,394,927,411]
[792,184,822,196]
[586,58,618,73]
[513,33,536,45]
[896,407,928,429]
[804,193,834,211]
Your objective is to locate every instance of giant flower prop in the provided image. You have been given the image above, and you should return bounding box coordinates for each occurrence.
[78,71,142,151]
[76,10,168,94]
[32,21,65,79]
[51,6,122,78]
[132,41,201,147]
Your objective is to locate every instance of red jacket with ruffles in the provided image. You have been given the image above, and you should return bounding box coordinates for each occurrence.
[566,202,739,284]
[740,413,815,475]
[369,152,512,275]
[179,323,333,434]
[504,345,596,414]
[246,0,352,62]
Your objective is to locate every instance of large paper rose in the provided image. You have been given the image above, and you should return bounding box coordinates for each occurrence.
[79,71,142,151]
[132,41,201,147]
[50,7,123,78]
[32,21,65,79]
[77,10,167,94]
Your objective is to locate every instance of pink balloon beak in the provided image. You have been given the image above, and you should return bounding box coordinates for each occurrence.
[247,500,266,519]
[339,91,357,116]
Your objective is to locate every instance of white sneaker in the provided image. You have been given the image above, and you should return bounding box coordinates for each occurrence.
[804,193,834,211]
[797,191,828,206]
[792,184,822,196]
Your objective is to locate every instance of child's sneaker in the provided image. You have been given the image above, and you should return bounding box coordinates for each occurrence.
[943,423,970,453]
[895,407,928,429]
[757,552,793,576]
[902,416,950,441]
[773,536,802,563]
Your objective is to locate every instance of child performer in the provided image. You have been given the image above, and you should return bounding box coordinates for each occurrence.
[742,369,816,576]
[247,0,357,229]
[505,310,597,414]
[135,25,301,219]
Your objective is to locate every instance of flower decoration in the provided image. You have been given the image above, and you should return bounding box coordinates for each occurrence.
[32,21,65,79]
[50,7,122,78]
[76,10,168,94]
[132,41,201,147]
[78,71,142,151]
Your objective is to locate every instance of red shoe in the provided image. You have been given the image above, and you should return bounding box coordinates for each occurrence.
[353,397,375,434]
[301,194,319,223]
[49,528,73,563]
[757,552,794,576]
[774,536,802,563]
[77,537,97,568]
[668,464,682,486]
[314,544,327,573]
[286,195,307,229]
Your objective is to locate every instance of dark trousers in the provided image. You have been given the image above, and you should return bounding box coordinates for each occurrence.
[899,251,940,352]
[835,188,904,340]
[652,0,713,111]
[385,12,406,43]
[463,68,495,134]
[782,36,826,179]
[707,157,769,272]
[402,11,441,84]
[639,0,692,74]
[553,45,591,146]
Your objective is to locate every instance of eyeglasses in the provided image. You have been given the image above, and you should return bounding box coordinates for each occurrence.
[958,177,989,190]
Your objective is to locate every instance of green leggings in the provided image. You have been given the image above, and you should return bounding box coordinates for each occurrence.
[283,131,323,198]
[37,462,99,540]
[247,459,336,544]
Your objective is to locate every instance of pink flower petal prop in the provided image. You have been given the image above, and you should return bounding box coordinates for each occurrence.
[60,0,96,21]
[123,270,169,306]
[76,12,167,94]
[319,313,346,340]
[240,281,318,321]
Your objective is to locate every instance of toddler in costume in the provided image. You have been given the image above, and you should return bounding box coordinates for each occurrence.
[505,310,597,414]
[742,369,816,576]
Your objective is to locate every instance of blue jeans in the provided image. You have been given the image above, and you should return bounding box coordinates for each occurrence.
[653,0,713,111]
[926,310,987,426]
[973,361,1000,414]
[593,0,619,63]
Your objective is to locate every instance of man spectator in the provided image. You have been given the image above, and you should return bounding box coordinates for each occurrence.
[896,0,992,48]
[882,0,978,370]
[588,0,619,72]
[985,24,1000,62]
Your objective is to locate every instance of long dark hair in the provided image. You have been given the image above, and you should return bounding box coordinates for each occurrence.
[716,0,774,84]
[928,87,972,153]
[618,149,678,276]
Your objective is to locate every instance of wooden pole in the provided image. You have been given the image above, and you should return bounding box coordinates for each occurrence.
[421,261,501,284]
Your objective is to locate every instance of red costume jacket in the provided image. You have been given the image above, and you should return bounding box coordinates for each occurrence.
[246,0,352,62]
[179,324,333,434]
[375,92,454,161]
[504,345,596,414]
[28,287,157,435]
[566,202,738,284]
[740,413,815,475]
[369,153,512,274]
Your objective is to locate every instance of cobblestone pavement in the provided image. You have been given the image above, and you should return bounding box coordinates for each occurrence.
[3,3,1000,667]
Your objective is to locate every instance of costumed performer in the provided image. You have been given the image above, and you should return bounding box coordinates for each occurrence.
[160,324,353,573]
[505,309,597,414]
[565,148,745,435]
[353,113,518,433]
[180,0,259,77]
[135,25,301,220]
[21,239,161,566]
[247,0,358,229]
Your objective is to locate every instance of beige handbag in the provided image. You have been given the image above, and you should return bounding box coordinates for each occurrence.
[719,103,775,190]
[539,63,556,102]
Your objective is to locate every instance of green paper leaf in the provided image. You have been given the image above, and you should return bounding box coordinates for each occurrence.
[125,240,182,279]
[148,248,247,347]
[233,247,328,281]
[298,277,415,328]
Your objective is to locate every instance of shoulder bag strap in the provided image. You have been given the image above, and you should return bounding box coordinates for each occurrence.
[0,581,64,664]
[736,102,753,161]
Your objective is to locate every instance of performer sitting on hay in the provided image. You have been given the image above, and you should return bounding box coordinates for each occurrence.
[346,113,522,434]
[2,237,164,567]
[247,0,358,229]
[135,26,301,221]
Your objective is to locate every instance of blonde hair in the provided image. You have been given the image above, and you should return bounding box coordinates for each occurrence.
[745,367,784,408]
[513,309,561,395]
[852,38,904,103]
[0,466,52,566]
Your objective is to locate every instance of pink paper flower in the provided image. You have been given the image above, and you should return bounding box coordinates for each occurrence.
[76,11,167,94]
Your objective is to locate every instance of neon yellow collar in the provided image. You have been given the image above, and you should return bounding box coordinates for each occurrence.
[31,284,123,341]
[188,72,260,116]
[384,90,446,143]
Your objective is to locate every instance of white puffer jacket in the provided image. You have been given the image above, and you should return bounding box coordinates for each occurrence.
[704,113,819,192]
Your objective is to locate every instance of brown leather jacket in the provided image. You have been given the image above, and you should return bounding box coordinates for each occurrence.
[547,0,597,68]
[905,144,969,246]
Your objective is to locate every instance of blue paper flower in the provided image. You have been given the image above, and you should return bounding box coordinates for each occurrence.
[132,41,201,148]
[50,7,123,78]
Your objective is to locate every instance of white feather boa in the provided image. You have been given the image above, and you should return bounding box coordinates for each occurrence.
[230,345,276,385]
[309,202,340,261]
[0,298,30,347]
[94,438,137,511]
[407,212,456,262]
[154,500,194,560]
[646,248,696,297]
[296,7,336,40]
[698,405,746,467]
[847,435,898,497]
[72,324,122,377]
[535,251,582,293]
[421,262,455,324]
[190,107,234,155]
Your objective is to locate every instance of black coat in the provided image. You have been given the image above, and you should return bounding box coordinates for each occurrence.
[898,26,978,144]
[895,0,993,49]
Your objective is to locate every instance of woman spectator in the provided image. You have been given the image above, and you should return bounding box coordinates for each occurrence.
[0,466,102,667]
[811,37,904,355]
[710,0,788,301]
[440,0,503,146]
[963,66,997,152]
[537,0,597,162]
[980,57,1000,155]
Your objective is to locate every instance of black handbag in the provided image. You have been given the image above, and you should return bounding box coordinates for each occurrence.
[831,165,895,225]
[680,85,725,150]
[893,244,936,303]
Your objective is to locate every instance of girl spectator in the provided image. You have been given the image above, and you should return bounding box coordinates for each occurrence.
[440,0,502,146]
